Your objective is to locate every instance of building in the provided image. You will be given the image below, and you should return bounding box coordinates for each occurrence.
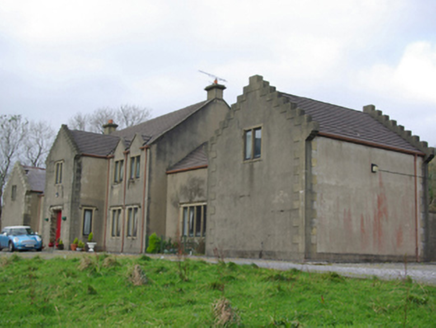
[203,75,435,262]
[1,162,45,232]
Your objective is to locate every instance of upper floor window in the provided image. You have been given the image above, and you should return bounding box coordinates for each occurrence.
[55,161,63,184]
[111,208,122,237]
[244,127,262,160]
[11,185,17,201]
[127,207,138,237]
[130,155,140,179]
[114,160,124,183]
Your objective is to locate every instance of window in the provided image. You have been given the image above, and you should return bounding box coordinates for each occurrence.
[127,207,138,237]
[82,209,93,236]
[244,127,262,160]
[114,160,124,183]
[181,204,207,237]
[130,155,140,179]
[55,161,63,184]
[11,185,17,201]
[111,209,122,237]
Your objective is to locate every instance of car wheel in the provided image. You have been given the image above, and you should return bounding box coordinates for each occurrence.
[8,242,14,252]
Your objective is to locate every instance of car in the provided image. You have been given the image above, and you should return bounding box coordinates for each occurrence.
[0,226,43,252]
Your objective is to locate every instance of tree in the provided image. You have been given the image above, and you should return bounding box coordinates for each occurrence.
[23,121,56,167]
[68,105,152,133]
[0,115,28,221]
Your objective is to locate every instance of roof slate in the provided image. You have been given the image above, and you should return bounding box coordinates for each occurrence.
[69,130,120,156]
[281,93,419,152]
[23,166,46,192]
[168,143,208,173]
[111,100,210,146]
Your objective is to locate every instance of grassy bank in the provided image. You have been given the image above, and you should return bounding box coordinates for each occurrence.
[0,253,435,327]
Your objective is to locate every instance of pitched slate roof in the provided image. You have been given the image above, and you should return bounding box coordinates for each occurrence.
[111,100,211,146]
[281,93,420,153]
[69,129,120,156]
[167,143,208,173]
[22,166,46,193]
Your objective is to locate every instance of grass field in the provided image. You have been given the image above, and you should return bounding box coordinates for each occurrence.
[0,253,435,327]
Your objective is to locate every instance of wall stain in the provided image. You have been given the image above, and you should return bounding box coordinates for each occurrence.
[374,174,388,253]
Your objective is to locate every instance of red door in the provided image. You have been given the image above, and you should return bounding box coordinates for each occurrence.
[56,211,62,241]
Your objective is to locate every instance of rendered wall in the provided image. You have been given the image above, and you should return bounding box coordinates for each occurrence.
[166,168,207,238]
[312,137,423,261]
[42,130,76,246]
[105,137,147,253]
[146,99,229,238]
[1,166,26,228]
[207,76,317,260]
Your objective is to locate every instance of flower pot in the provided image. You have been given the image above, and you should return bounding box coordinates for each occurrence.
[71,244,77,251]
[76,247,83,252]
[56,244,64,250]
[87,242,97,252]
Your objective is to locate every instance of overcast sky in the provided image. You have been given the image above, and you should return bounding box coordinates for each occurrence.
[1,1,435,146]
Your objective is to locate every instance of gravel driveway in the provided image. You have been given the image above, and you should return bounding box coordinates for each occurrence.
[2,249,436,285]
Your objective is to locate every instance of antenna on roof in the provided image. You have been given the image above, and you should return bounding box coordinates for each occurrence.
[198,70,227,84]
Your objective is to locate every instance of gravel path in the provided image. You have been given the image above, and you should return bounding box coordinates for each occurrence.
[2,249,436,285]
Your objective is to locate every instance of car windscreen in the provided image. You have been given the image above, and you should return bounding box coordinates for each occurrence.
[10,228,34,236]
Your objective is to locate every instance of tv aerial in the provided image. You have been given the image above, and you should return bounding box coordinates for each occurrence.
[198,70,227,85]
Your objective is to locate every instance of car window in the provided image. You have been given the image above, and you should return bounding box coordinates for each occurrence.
[10,228,33,236]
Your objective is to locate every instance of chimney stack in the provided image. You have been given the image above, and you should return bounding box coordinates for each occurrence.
[205,81,226,100]
[103,119,118,135]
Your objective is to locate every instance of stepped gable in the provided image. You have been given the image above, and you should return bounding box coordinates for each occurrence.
[69,129,120,157]
[23,166,46,193]
[281,93,421,153]
[112,100,210,146]
[167,143,208,173]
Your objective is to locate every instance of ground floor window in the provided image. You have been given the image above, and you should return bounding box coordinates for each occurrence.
[127,207,138,237]
[181,204,207,237]
[82,209,93,236]
[111,208,122,237]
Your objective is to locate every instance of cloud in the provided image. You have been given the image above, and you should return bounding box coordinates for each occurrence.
[356,41,436,105]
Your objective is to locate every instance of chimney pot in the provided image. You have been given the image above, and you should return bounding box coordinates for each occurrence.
[205,83,226,100]
[103,120,118,134]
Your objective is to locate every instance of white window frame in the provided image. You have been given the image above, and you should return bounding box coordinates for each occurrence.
[180,203,207,238]
[55,161,63,184]
[111,208,122,238]
[244,126,262,161]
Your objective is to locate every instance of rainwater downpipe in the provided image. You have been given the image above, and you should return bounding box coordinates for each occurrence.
[140,146,149,253]
[103,157,111,252]
[414,154,419,262]
[121,151,128,253]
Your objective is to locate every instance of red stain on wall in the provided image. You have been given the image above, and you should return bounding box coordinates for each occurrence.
[343,208,353,237]
[373,174,388,253]
[396,226,403,248]
[360,214,369,251]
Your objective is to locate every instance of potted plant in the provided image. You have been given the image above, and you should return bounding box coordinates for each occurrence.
[48,238,55,248]
[70,238,78,251]
[56,239,64,250]
[87,232,97,252]
[77,240,85,251]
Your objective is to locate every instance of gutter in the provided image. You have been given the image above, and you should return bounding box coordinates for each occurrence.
[166,165,208,175]
[318,132,425,157]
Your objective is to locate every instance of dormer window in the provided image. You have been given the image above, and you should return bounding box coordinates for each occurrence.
[244,127,262,160]
[114,160,124,183]
[130,155,140,179]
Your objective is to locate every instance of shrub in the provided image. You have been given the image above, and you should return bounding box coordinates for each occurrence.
[78,240,85,248]
[146,233,161,253]
[72,238,79,245]
[88,232,94,242]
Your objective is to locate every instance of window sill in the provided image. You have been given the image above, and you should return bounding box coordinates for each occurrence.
[243,157,262,163]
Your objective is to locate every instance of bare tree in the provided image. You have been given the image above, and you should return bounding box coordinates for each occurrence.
[0,115,28,221]
[22,121,56,167]
[68,105,151,133]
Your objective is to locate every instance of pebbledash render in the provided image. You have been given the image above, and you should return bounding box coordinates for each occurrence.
[36,76,435,261]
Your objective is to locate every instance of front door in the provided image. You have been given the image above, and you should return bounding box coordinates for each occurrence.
[55,211,62,241]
